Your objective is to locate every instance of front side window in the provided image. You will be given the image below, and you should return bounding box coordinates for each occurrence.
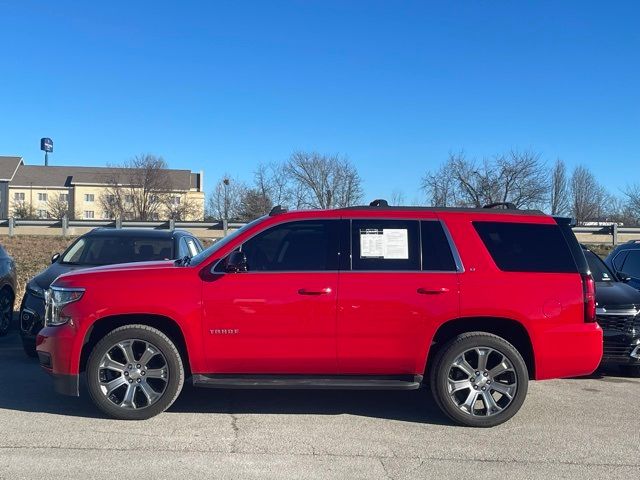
[621,251,640,279]
[241,220,340,271]
[351,219,420,271]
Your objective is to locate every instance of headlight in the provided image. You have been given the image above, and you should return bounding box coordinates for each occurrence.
[26,281,45,299]
[44,286,85,326]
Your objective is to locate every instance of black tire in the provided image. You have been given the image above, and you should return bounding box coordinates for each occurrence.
[429,332,528,428]
[0,289,14,336]
[620,365,640,378]
[21,337,38,358]
[86,324,185,420]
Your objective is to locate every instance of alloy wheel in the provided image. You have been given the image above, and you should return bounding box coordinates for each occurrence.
[446,347,517,417]
[97,339,169,409]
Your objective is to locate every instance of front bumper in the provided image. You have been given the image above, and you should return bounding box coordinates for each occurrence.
[36,324,80,397]
[20,292,46,340]
[598,314,640,366]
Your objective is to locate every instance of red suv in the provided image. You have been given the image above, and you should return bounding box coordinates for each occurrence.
[36,202,602,427]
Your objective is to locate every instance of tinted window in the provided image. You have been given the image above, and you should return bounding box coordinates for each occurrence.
[61,236,174,265]
[613,251,629,271]
[621,251,640,278]
[351,219,420,271]
[186,238,201,256]
[178,238,190,258]
[473,222,577,273]
[584,250,615,282]
[421,221,457,271]
[242,220,340,271]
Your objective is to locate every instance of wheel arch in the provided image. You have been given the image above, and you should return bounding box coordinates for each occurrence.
[425,316,535,379]
[80,314,191,375]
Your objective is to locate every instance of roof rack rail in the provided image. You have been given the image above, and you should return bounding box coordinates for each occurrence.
[269,205,288,216]
[483,202,517,210]
[369,199,389,207]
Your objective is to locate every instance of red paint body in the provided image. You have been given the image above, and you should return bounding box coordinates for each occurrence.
[37,208,603,386]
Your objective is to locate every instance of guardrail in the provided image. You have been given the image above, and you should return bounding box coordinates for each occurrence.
[1,218,640,245]
[0,217,248,239]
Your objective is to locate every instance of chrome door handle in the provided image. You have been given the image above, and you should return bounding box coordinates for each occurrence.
[298,287,332,295]
[417,287,450,295]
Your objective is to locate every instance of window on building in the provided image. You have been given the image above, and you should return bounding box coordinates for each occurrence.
[125,195,134,204]
[14,192,25,202]
[172,196,181,205]
[36,209,49,219]
[60,193,69,202]
[85,194,95,202]
[84,211,95,219]
[38,193,48,202]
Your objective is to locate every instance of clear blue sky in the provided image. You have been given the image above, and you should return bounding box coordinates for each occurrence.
[1,1,638,203]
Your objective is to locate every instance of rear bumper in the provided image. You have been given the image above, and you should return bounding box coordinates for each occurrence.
[36,324,81,397]
[534,323,603,380]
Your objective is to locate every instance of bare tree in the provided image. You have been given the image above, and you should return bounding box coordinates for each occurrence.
[12,201,35,219]
[570,165,608,224]
[390,189,405,206]
[163,195,200,221]
[99,154,174,220]
[622,184,640,226]
[46,193,71,219]
[549,159,570,216]
[421,150,548,209]
[206,175,247,221]
[238,188,273,221]
[284,152,363,208]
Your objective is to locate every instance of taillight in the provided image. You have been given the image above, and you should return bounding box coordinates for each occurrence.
[582,274,596,323]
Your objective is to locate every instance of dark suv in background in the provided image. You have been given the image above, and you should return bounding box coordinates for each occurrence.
[605,241,640,291]
[20,228,203,356]
[583,246,640,376]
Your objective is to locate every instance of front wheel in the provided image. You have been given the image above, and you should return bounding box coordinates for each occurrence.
[0,289,14,336]
[86,325,185,420]
[430,332,528,428]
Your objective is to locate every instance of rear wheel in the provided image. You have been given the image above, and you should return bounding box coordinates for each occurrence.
[21,336,38,358]
[430,332,528,428]
[0,289,14,336]
[86,325,184,420]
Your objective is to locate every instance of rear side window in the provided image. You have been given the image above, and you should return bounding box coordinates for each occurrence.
[473,221,577,273]
[421,221,457,271]
[351,219,420,271]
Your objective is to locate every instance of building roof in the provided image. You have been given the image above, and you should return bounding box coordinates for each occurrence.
[8,163,199,190]
[0,156,24,181]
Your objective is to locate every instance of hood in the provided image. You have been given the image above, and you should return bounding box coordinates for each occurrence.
[55,260,177,281]
[595,281,640,310]
[32,262,90,289]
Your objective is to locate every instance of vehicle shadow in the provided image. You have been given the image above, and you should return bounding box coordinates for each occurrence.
[0,327,452,425]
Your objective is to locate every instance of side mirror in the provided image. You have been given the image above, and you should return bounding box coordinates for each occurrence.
[225,251,248,273]
[51,253,60,264]
[619,272,632,283]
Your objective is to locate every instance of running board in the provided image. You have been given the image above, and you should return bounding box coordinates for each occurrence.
[192,374,423,390]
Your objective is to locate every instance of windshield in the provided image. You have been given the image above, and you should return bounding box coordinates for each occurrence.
[584,250,616,282]
[189,217,266,266]
[61,236,174,266]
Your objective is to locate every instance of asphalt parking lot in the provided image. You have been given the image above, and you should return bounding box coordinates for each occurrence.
[1,328,639,480]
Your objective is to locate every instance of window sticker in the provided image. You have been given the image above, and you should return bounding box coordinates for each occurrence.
[359,228,409,259]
